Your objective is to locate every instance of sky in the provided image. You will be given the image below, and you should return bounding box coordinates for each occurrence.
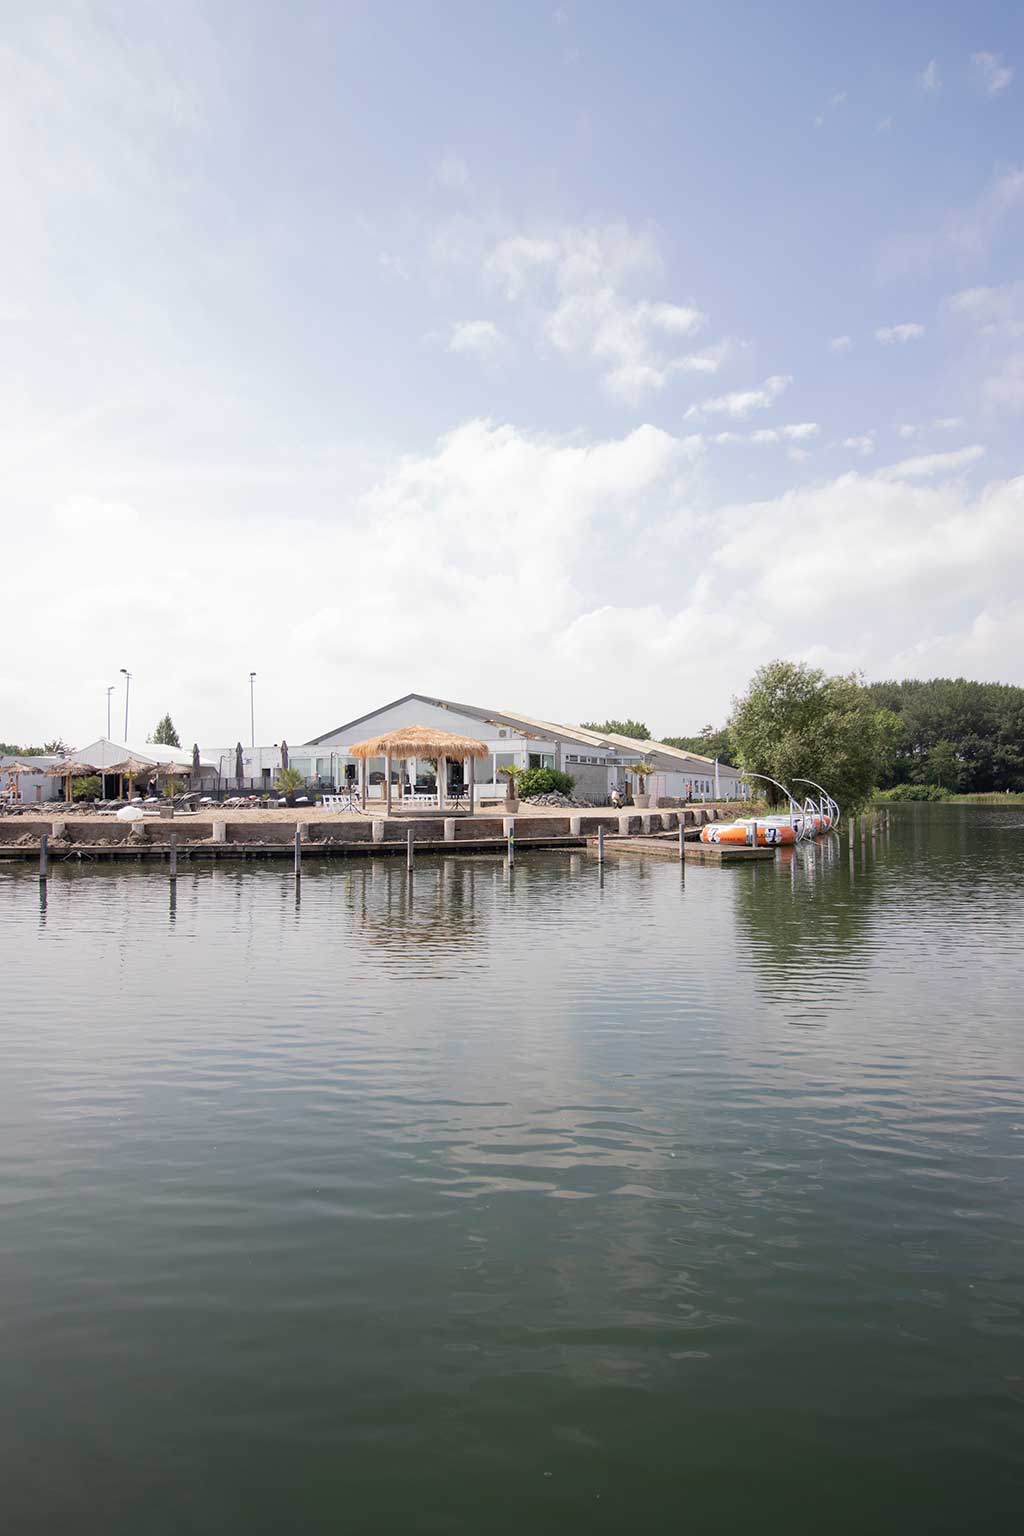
[3,1,1024,748]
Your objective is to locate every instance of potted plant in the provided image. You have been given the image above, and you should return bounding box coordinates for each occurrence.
[631,761,654,809]
[499,764,523,813]
[274,765,306,806]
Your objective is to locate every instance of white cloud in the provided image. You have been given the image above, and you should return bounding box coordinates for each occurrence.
[920,59,942,91]
[782,422,819,441]
[787,447,809,464]
[378,253,409,281]
[876,116,893,134]
[934,416,965,430]
[877,445,985,480]
[946,281,1024,337]
[897,423,917,439]
[875,322,925,344]
[448,319,505,358]
[713,466,1024,638]
[704,423,817,449]
[973,52,1014,95]
[433,152,471,192]
[828,335,853,354]
[843,435,875,456]
[944,283,1024,411]
[686,374,791,419]
[434,221,725,401]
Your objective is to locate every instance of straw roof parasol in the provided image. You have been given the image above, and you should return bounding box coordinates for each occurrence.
[2,760,40,776]
[153,760,192,776]
[347,725,490,760]
[106,756,155,777]
[50,759,100,777]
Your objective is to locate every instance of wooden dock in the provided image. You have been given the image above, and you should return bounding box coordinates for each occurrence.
[595,833,775,863]
[684,843,774,863]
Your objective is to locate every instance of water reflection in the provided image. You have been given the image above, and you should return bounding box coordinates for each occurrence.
[1,821,1023,1533]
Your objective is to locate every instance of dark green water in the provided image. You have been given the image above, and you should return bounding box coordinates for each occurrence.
[1,806,1022,1533]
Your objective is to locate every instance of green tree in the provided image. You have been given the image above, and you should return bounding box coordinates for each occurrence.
[151,715,181,748]
[926,738,961,791]
[865,677,1024,791]
[661,723,736,761]
[275,766,305,794]
[730,660,882,812]
[581,718,650,742]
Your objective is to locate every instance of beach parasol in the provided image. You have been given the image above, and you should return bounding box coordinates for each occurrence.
[192,742,201,777]
[50,758,100,804]
[106,755,155,798]
[235,742,244,785]
[2,761,40,802]
[280,739,289,770]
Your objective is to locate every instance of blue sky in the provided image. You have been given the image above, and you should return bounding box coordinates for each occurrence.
[3,1,1023,746]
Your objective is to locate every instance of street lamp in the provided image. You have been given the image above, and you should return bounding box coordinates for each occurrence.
[249,672,256,749]
[106,685,114,737]
[120,668,131,741]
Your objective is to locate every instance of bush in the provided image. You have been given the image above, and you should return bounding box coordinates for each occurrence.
[517,767,575,799]
[877,782,950,802]
[72,775,101,801]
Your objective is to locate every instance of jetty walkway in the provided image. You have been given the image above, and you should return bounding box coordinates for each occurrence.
[0,805,733,863]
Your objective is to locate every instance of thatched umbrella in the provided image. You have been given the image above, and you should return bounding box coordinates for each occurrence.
[2,761,40,804]
[347,725,489,814]
[106,755,155,799]
[50,758,100,804]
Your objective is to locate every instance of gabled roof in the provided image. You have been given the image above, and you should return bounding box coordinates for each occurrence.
[303,692,610,749]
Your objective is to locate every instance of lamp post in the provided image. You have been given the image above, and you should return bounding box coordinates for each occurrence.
[120,669,131,741]
[106,685,114,737]
[249,672,256,749]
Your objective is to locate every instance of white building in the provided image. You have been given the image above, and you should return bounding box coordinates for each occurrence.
[67,739,217,797]
[198,744,284,791]
[297,693,747,804]
[0,754,63,805]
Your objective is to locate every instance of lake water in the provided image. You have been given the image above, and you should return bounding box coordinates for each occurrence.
[2,806,1023,1532]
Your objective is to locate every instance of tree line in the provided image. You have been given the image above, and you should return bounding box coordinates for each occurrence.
[589,666,1024,809]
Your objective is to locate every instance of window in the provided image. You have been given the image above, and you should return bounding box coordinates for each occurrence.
[528,753,555,770]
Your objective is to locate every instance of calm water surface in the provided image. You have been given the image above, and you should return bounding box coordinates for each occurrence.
[1,806,1023,1532]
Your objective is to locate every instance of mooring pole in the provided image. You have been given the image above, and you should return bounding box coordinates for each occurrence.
[39,832,48,881]
[597,824,604,866]
[407,828,414,873]
[848,817,855,849]
[678,821,685,860]
[294,827,301,877]
[507,823,515,866]
[169,831,178,879]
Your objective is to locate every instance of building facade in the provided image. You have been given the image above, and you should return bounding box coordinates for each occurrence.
[299,694,747,804]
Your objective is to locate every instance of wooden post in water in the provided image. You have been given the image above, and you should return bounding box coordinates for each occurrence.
[597,824,604,866]
[39,832,48,880]
[507,822,515,866]
[169,832,178,878]
[848,817,855,850]
[407,828,414,873]
[679,821,685,860]
[294,827,301,876]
